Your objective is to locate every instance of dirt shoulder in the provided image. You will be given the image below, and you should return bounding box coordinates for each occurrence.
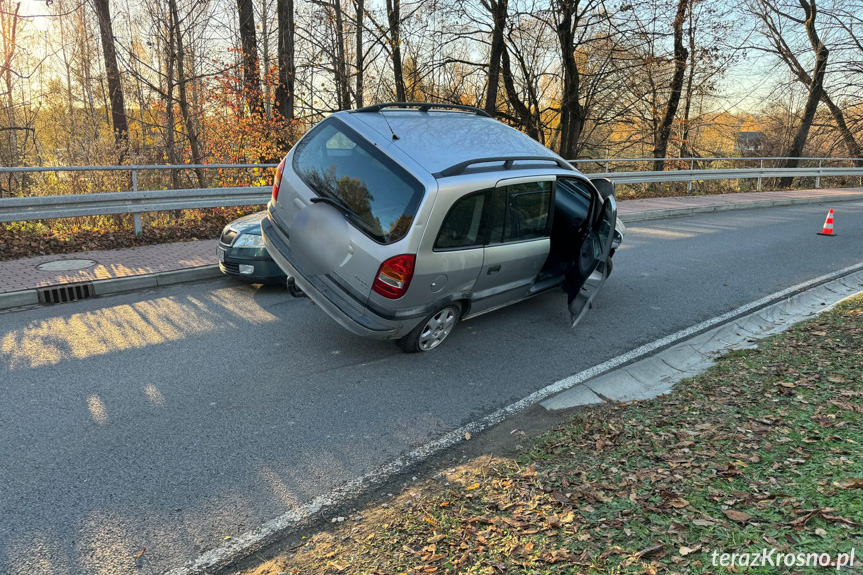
[237,295,863,575]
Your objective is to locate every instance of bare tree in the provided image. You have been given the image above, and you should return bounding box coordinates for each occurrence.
[275,0,295,119]
[752,0,860,163]
[652,0,689,170]
[355,0,364,107]
[237,0,264,116]
[91,0,129,158]
[482,0,508,115]
[167,0,205,185]
[750,0,829,184]
[386,0,406,101]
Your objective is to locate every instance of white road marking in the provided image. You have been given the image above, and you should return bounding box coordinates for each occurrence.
[166,261,863,575]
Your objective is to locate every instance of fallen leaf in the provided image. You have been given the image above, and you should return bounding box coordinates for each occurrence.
[134,548,146,560]
[465,483,480,491]
[692,518,717,527]
[668,497,690,509]
[634,544,665,559]
[723,509,752,523]
[679,544,702,556]
[833,477,863,490]
[464,432,472,440]
[549,491,571,506]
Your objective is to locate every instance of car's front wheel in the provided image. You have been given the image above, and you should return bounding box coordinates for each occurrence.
[398,304,461,353]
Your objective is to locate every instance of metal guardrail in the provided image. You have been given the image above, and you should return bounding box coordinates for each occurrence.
[1,159,861,235]
[0,186,271,222]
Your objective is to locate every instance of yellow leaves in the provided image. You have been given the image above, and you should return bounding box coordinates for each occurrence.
[465,483,480,491]
[422,516,439,528]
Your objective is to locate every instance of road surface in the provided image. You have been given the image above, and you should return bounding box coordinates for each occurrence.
[1,201,861,575]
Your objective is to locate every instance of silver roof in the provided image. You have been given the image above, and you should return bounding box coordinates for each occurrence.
[343,110,562,177]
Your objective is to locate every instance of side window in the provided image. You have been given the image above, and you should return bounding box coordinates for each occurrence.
[489,181,552,243]
[556,178,594,230]
[434,191,490,250]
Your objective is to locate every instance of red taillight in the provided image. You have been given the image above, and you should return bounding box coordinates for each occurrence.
[272,158,286,202]
[372,254,416,299]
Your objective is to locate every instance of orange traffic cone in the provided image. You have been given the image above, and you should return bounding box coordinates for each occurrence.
[818,209,836,236]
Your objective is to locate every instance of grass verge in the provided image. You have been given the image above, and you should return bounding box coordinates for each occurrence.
[245,295,863,575]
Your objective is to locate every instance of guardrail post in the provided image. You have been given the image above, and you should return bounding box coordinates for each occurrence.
[132,169,142,236]
[687,159,694,193]
[816,159,822,188]
[757,160,763,192]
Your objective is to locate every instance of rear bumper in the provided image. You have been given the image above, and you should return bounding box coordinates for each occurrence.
[261,214,400,339]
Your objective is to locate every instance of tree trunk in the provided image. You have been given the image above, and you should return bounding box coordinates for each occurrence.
[761,7,861,165]
[275,0,295,120]
[501,47,538,140]
[679,4,696,159]
[164,15,179,189]
[355,0,364,108]
[236,0,264,116]
[652,0,689,172]
[332,0,350,109]
[386,0,405,101]
[483,0,507,116]
[779,0,828,187]
[92,0,129,160]
[168,0,205,187]
[555,0,584,160]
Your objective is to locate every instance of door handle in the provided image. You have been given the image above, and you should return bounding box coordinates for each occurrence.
[487,265,501,275]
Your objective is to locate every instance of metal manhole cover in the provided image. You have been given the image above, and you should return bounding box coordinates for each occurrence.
[36,259,98,272]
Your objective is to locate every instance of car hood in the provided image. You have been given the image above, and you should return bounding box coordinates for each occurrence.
[228,211,267,234]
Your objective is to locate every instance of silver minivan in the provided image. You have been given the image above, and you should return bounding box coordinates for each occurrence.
[261,103,621,352]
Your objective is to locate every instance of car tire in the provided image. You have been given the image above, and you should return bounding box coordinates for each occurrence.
[397,304,462,353]
[606,257,613,278]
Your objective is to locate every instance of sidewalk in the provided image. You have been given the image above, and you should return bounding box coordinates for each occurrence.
[1,187,861,308]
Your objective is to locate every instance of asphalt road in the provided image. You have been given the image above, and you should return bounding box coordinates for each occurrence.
[2,201,862,575]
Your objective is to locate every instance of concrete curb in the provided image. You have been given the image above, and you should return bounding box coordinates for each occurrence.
[541,268,863,410]
[618,192,863,223]
[0,265,221,311]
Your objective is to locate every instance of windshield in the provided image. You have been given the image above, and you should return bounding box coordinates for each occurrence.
[292,118,425,244]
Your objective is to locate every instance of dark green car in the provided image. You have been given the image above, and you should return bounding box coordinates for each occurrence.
[218,211,286,284]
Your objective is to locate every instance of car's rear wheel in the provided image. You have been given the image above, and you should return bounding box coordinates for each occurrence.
[398,304,461,353]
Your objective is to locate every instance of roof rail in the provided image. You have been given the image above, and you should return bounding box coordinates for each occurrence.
[433,156,575,178]
[351,102,492,117]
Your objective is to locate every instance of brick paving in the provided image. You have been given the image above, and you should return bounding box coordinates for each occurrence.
[1,188,861,295]
[0,240,218,294]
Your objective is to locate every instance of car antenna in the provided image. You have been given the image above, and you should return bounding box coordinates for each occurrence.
[381,110,400,140]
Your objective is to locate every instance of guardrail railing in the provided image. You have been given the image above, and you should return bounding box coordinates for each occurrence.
[1,158,861,235]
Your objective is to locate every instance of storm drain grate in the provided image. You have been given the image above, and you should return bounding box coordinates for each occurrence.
[37,282,95,304]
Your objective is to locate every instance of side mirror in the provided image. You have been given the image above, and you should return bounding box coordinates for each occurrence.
[590,177,615,200]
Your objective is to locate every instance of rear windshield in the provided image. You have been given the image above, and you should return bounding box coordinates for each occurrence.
[292,118,425,244]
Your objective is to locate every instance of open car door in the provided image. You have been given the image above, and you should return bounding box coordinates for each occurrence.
[564,189,617,328]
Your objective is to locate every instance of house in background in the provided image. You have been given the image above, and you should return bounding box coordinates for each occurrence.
[736,131,767,156]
